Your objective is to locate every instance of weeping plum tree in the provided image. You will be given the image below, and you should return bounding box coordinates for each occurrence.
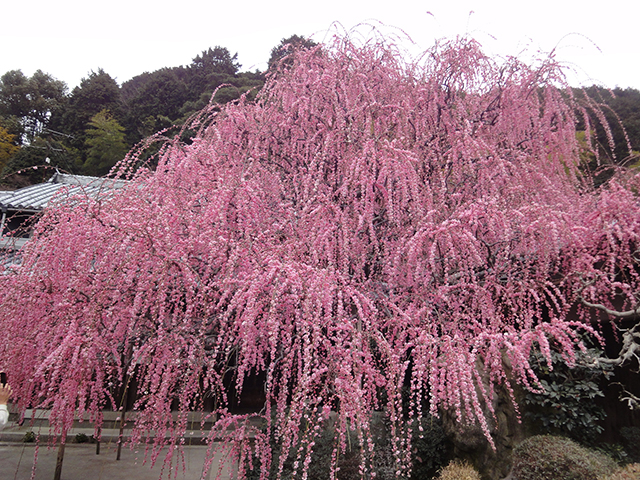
[1,36,639,479]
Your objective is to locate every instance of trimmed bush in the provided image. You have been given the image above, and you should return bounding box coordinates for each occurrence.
[435,460,481,480]
[511,435,618,480]
[598,463,640,480]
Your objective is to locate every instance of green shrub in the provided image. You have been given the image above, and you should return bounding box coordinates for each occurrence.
[245,413,449,480]
[246,422,360,480]
[435,459,481,480]
[524,347,612,444]
[597,444,629,465]
[511,435,618,480]
[620,427,640,463]
[22,431,36,443]
[598,463,640,480]
[367,414,450,480]
[410,416,450,479]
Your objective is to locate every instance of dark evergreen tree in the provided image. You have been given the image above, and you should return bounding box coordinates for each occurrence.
[120,68,189,144]
[0,69,67,144]
[1,137,78,186]
[49,69,122,153]
[268,34,318,71]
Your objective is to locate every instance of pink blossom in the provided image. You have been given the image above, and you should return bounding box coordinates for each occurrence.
[1,35,637,479]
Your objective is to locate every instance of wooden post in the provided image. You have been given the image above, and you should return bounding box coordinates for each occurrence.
[116,366,129,461]
[53,438,66,480]
[95,427,101,455]
[116,409,126,461]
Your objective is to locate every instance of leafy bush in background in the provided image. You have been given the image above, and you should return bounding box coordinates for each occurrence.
[410,417,450,479]
[246,419,360,480]
[524,346,613,443]
[598,443,630,465]
[245,413,450,480]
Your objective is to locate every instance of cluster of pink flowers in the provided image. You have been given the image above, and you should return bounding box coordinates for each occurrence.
[1,35,638,479]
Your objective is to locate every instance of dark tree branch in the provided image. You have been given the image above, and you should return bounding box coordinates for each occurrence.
[579,297,640,319]
[612,382,640,410]
[579,297,640,371]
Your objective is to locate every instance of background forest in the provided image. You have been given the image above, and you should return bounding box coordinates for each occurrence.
[1,36,638,189]
[0,36,316,186]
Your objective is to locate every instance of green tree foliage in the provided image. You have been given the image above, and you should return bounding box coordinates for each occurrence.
[524,345,613,443]
[0,42,270,183]
[576,86,640,167]
[49,69,122,152]
[268,34,318,71]
[83,109,128,176]
[191,46,241,77]
[0,115,22,144]
[0,137,76,186]
[121,46,264,145]
[120,68,189,143]
[0,69,67,144]
[0,71,31,129]
[185,47,245,110]
[0,124,19,172]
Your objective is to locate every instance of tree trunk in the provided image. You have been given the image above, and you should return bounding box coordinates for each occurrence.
[116,409,126,461]
[53,438,66,480]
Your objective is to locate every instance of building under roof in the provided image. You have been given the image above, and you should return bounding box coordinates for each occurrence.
[0,172,126,251]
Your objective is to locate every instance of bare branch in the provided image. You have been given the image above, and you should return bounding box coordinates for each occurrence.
[611,383,640,410]
[577,295,640,370]
[579,297,640,319]
[594,324,640,371]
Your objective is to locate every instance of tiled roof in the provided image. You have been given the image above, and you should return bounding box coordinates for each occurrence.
[0,173,127,262]
[0,172,127,212]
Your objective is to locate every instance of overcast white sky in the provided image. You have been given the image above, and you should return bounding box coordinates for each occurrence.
[2,0,639,91]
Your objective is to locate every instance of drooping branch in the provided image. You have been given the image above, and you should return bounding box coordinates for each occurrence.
[3,34,640,479]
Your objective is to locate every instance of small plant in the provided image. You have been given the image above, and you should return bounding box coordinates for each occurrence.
[22,431,36,443]
[75,433,90,443]
[598,463,640,480]
[410,416,450,479]
[620,427,640,463]
[598,444,629,465]
[511,435,618,480]
[524,345,612,444]
[435,459,481,480]
[246,418,361,480]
